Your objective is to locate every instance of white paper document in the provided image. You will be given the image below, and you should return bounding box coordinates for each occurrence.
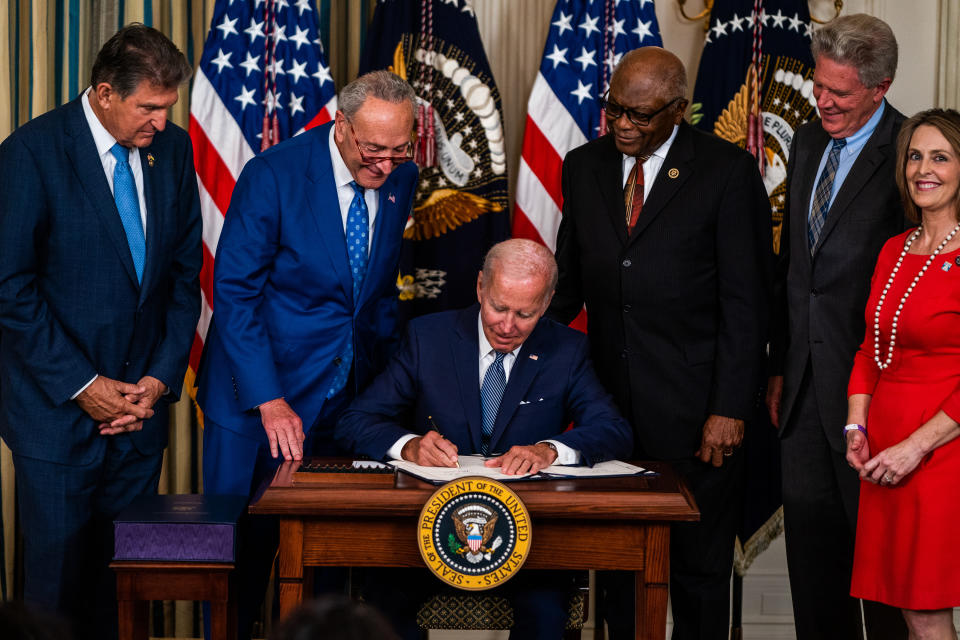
[389,455,648,483]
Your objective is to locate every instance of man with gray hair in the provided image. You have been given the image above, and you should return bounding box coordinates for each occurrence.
[197,69,418,639]
[336,238,632,639]
[767,14,909,639]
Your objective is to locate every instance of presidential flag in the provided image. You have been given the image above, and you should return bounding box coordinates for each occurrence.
[512,0,662,252]
[187,0,337,393]
[691,0,816,255]
[359,0,510,318]
[690,0,816,575]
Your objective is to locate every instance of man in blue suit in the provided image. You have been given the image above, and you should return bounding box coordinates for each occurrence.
[336,239,633,639]
[0,25,201,640]
[196,70,418,638]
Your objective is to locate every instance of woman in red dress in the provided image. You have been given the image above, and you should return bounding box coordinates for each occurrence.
[846,109,960,639]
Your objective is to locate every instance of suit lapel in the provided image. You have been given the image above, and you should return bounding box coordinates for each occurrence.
[304,123,353,305]
[593,136,629,246]
[452,307,485,454]
[815,103,897,254]
[629,123,694,242]
[356,173,401,310]
[64,98,140,287]
[488,323,544,453]
[138,146,160,302]
[792,126,829,265]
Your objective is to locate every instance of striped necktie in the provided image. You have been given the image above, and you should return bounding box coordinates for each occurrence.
[110,143,145,283]
[480,352,507,455]
[808,138,847,255]
[624,156,649,232]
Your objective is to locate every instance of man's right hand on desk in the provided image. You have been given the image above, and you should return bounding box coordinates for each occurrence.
[401,430,459,467]
[259,397,305,461]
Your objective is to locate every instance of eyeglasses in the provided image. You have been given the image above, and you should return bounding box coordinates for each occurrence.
[349,122,414,166]
[600,93,683,127]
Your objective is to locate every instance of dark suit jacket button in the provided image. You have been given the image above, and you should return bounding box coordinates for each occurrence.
[811,288,820,296]
[621,348,630,358]
[124,361,130,367]
[622,259,632,268]
[334,357,342,366]
[622,304,631,312]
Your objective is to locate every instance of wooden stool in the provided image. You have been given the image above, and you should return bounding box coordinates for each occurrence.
[111,561,236,640]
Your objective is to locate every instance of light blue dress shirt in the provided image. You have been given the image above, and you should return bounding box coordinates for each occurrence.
[807,100,886,218]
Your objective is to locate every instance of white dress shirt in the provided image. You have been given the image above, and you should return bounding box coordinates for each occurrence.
[329,126,378,254]
[387,314,579,465]
[621,124,679,199]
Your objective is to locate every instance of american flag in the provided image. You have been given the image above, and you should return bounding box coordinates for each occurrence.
[187,0,337,390]
[512,0,662,250]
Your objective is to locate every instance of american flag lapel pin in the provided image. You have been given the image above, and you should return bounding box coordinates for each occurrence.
[529,354,538,360]
[388,193,396,203]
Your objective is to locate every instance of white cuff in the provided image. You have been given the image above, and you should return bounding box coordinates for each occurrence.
[70,374,99,400]
[541,439,580,465]
[388,434,419,460]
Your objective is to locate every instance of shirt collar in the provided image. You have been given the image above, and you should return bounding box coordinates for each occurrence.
[837,100,885,156]
[328,124,357,190]
[81,87,121,159]
[621,123,679,164]
[476,312,522,360]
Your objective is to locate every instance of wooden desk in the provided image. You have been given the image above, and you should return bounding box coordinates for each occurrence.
[249,460,698,640]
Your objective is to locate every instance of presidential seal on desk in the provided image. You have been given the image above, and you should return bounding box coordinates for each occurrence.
[417,477,532,590]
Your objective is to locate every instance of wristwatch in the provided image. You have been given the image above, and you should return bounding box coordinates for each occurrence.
[541,441,558,460]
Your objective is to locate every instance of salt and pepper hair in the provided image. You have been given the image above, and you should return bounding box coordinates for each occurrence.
[90,23,192,98]
[895,109,960,223]
[810,14,898,88]
[481,239,559,305]
[338,70,416,121]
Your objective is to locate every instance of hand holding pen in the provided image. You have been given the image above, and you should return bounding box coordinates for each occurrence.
[400,415,460,468]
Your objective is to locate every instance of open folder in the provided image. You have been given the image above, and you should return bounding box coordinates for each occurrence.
[389,455,651,485]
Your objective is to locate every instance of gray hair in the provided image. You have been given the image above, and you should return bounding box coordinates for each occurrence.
[481,239,558,302]
[338,70,416,120]
[811,14,898,88]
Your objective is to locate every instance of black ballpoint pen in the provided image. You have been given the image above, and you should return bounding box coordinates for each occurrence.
[428,415,460,468]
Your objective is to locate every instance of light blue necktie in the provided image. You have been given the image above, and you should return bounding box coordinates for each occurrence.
[327,182,371,399]
[808,137,847,255]
[110,143,145,283]
[480,352,507,455]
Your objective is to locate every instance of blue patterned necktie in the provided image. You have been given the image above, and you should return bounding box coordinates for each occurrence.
[110,143,145,283]
[808,137,847,255]
[327,181,371,399]
[480,352,507,455]
[346,181,370,300]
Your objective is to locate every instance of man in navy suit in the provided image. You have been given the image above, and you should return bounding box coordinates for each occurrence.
[196,70,418,639]
[336,239,633,639]
[0,25,201,640]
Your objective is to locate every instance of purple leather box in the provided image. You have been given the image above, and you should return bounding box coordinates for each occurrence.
[114,494,247,563]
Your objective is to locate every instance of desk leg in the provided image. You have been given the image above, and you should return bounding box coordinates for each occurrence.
[117,597,149,640]
[277,518,305,619]
[636,524,670,640]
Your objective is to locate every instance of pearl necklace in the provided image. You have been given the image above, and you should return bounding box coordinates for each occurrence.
[874,222,960,370]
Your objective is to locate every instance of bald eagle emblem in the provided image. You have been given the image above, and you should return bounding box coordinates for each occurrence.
[450,503,502,563]
[404,189,503,241]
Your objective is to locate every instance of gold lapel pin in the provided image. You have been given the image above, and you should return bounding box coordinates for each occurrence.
[667,167,679,179]
[147,153,155,167]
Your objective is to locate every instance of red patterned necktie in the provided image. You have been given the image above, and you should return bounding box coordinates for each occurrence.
[624,157,648,232]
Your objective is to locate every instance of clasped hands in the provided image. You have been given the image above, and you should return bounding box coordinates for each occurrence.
[401,430,558,475]
[75,375,167,435]
[845,429,924,487]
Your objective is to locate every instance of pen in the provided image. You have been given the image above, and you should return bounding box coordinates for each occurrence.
[428,415,460,468]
